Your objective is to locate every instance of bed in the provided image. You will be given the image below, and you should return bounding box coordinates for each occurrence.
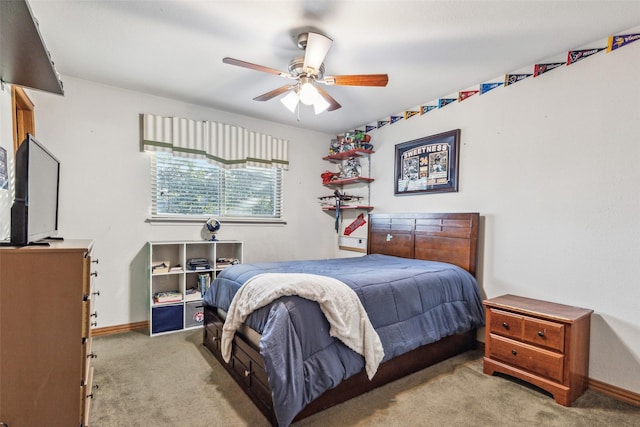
[203,212,483,426]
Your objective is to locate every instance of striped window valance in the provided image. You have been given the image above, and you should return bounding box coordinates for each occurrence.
[141,113,289,169]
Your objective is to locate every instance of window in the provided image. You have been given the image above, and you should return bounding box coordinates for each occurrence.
[151,152,283,219]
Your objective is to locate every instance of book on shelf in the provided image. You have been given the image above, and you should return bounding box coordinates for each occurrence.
[152,260,171,274]
[153,290,182,303]
[198,273,211,298]
[169,264,183,272]
[184,286,202,301]
[216,257,240,266]
[187,257,211,270]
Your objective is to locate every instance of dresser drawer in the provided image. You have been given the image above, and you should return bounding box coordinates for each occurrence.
[82,337,93,386]
[523,317,564,352]
[489,334,564,383]
[82,366,94,427]
[488,309,523,340]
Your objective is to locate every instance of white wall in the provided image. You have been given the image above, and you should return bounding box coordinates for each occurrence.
[21,76,336,329]
[360,41,640,393]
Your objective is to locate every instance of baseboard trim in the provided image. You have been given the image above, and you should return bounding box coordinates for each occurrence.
[475,340,639,407]
[588,377,640,407]
[91,321,148,337]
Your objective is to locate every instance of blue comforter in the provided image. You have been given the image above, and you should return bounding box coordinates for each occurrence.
[203,254,484,426]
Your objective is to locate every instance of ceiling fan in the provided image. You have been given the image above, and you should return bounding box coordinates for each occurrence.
[223,32,389,114]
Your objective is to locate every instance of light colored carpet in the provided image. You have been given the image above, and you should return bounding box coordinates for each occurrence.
[89,329,640,426]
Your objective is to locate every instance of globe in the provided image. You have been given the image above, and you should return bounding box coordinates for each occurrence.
[205,218,221,241]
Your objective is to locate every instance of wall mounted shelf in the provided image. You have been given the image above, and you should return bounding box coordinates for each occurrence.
[323,176,375,187]
[321,205,374,211]
[322,148,375,162]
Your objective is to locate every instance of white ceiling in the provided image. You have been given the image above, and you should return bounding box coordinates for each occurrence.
[28,0,640,135]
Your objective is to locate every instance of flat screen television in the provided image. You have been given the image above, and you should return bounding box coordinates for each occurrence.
[10,134,61,245]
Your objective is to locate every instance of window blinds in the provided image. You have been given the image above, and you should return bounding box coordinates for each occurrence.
[151,152,283,218]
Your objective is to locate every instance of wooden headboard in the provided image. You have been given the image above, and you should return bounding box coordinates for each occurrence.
[367,212,479,277]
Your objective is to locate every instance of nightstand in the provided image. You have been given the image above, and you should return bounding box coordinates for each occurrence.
[483,294,593,406]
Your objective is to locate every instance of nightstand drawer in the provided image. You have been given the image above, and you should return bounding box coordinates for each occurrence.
[523,317,564,352]
[488,309,523,340]
[489,334,564,383]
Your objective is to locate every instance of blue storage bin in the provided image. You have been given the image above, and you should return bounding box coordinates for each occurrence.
[152,304,184,333]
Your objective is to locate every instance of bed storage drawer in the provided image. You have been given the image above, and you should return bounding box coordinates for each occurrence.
[231,336,272,409]
[204,323,222,352]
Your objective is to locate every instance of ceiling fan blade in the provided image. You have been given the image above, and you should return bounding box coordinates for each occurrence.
[253,85,295,102]
[316,86,342,111]
[223,57,293,79]
[303,33,333,74]
[322,74,389,87]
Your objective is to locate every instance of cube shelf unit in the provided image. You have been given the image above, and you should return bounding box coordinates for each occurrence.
[147,240,243,336]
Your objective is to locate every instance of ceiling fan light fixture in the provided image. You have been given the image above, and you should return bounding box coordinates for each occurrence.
[224,30,387,115]
[313,96,330,115]
[298,77,318,105]
[280,90,299,113]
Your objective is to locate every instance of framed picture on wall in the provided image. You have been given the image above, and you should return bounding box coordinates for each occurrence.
[394,129,460,195]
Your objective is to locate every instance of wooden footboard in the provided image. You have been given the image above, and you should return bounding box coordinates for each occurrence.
[203,305,476,426]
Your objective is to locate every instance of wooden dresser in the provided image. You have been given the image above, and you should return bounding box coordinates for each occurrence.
[483,294,593,406]
[0,240,98,426]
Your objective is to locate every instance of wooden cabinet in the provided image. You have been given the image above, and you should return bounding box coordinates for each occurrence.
[148,240,243,336]
[483,294,593,406]
[0,240,97,426]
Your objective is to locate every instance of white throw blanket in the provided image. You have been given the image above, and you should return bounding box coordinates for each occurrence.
[221,272,385,379]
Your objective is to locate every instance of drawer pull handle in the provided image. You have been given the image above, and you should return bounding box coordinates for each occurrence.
[511,349,517,356]
[538,330,545,337]
[244,370,252,377]
[91,271,99,277]
[502,322,509,329]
